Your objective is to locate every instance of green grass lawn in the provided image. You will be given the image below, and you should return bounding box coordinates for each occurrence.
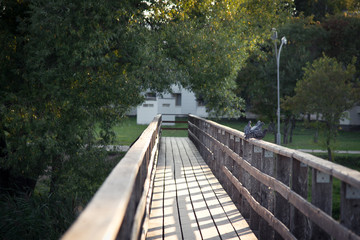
[111,116,188,145]
[111,117,360,152]
[216,119,360,151]
[111,117,148,145]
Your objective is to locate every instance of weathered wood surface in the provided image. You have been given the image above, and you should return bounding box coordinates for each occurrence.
[188,114,360,240]
[146,137,256,240]
[62,115,161,240]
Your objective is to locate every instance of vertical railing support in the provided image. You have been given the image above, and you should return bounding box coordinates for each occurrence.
[232,136,242,210]
[340,182,360,236]
[259,149,275,240]
[311,169,332,240]
[249,145,262,235]
[290,158,310,239]
[274,155,291,239]
[187,114,360,240]
[241,141,252,219]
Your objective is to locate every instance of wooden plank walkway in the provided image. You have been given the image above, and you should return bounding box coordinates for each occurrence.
[146,137,256,240]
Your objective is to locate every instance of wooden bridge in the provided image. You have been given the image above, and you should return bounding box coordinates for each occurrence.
[63,115,360,240]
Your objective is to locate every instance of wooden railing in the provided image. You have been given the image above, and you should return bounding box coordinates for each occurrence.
[188,114,360,240]
[62,115,162,240]
[161,113,188,131]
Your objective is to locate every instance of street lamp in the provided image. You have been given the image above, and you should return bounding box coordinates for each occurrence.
[271,28,287,145]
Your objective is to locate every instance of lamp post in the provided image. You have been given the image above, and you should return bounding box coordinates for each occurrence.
[271,28,287,145]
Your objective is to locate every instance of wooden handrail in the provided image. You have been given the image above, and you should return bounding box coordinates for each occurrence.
[62,115,162,240]
[188,114,360,240]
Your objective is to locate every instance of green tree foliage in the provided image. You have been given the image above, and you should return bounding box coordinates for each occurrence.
[144,0,294,117]
[1,0,150,195]
[294,0,360,20]
[284,55,358,161]
[236,17,326,133]
[0,0,297,237]
[321,14,360,78]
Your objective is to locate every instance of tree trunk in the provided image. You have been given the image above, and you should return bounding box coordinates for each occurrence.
[283,116,290,144]
[50,155,62,194]
[314,114,319,143]
[325,122,334,162]
[289,117,295,143]
[326,138,333,162]
[314,128,319,143]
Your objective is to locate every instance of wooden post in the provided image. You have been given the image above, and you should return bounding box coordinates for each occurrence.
[310,168,332,240]
[208,125,216,170]
[224,132,234,197]
[249,145,262,235]
[274,154,291,240]
[259,149,275,240]
[215,128,223,182]
[290,158,310,239]
[232,136,242,210]
[241,140,252,219]
[340,182,360,236]
[219,130,227,187]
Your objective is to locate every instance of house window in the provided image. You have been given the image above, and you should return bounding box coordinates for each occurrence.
[143,103,154,107]
[145,92,156,101]
[162,103,170,107]
[172,93,181,106]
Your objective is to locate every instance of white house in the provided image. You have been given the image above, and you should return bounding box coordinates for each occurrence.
[136,85,208,125]
[135,86,360,130]
[339,105,360,129]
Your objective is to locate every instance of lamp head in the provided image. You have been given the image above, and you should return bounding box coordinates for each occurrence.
[281,36,287,45]
[271,28,278,40]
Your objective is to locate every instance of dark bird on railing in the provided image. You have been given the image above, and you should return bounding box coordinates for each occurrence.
[245,120,268,140]
[244,121,252,138]
[253,127,268,139]
[250,120,262,132]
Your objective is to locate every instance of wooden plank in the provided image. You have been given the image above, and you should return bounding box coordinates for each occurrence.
[185,152,239,239]
[222,142,360,240]
[162,137,182,240]
[189,115,360,240]
[176,138,221,240]
[146,140,166,240]
[147,137,257,240]
[223,165,296,240]
[189,114,360,189]
[170,137,202,240]
[181,138,257,240]
[63,115,161,240]
[133,133,160,240]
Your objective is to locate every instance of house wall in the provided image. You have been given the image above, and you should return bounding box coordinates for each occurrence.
[349,106,360,125]
[158,98,176,125]
[181,89,197,115]
[136,86,210,125]
[136,100,158,125]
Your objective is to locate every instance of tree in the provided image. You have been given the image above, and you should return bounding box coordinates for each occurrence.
[0,0,295,195]
[294,0,360,20]
[0,0,149,195]
[284,55,358,161]
[321,14,360,78]
[236,17,326,143]
[145,0,294,118]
